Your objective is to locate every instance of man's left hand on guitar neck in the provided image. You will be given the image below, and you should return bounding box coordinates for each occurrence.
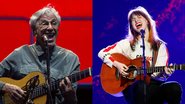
[60,77,74,92]
[59,77,77,104]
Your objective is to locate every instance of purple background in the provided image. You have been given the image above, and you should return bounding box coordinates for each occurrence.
[93,0,185,104]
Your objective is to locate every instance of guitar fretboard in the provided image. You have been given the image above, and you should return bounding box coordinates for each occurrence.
[30,68,92,99]
[137,64,185,74]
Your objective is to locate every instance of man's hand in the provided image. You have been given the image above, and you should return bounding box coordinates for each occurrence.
[59,77,73,93]
[59,77,77,104]
[2,83,26,103]
[113,61,129,77]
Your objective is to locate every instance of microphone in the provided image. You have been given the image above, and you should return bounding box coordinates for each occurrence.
[43,35,48,42]
[140,29,145,38]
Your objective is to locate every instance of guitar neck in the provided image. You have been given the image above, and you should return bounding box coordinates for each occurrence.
[31,67,92,99]
[138,64,185,74]
[69,68,92,83]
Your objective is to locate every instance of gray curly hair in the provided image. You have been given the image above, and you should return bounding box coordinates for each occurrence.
[29,4,61,35]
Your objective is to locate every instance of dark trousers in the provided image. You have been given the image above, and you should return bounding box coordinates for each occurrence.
[123,79,182,104]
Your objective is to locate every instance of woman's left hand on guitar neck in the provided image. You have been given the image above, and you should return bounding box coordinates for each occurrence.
[164,63,175,76]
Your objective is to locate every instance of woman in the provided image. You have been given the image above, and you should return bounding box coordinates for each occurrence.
[98,6,182,104]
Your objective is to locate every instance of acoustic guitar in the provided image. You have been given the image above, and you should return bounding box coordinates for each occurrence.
[0,67,92,104]
[100,53,185,94]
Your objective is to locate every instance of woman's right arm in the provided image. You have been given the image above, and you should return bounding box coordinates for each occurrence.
[98,39,130,76]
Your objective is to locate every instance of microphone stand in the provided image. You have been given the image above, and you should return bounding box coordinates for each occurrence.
[44,39,53,104]
[140,29,147,104]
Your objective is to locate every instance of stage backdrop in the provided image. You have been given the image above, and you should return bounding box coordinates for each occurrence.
[93,0,185,104]
[0,0,92,84]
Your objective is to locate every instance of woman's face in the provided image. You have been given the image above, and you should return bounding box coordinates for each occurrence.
[131,14,148,33]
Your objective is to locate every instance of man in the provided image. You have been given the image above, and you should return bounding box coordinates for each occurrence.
[0,5,79,104]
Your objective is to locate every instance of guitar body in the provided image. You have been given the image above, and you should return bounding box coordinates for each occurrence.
[0,71,46,104]
[0,68,92,104]
[100,53,151,94]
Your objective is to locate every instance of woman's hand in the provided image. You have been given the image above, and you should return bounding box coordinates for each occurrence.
[113,61,129,77]
[164,63,174,76]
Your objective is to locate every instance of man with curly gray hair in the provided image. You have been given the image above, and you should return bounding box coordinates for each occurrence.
[0,4,79,104]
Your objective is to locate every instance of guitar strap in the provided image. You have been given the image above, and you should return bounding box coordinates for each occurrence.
[152,42,161,67]
[152,50,158,67]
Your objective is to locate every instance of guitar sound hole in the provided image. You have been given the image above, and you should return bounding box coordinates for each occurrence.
[128,65,137,72]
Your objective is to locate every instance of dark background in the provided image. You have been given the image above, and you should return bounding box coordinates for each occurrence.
[93,0,185,104]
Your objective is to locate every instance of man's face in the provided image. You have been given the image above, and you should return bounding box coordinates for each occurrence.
[35,12,59,47]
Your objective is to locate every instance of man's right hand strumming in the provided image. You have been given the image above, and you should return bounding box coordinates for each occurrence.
[2,83,26,103]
